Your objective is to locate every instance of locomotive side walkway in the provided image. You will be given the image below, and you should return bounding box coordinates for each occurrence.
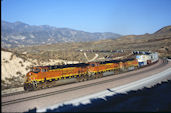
[2,59,171,112]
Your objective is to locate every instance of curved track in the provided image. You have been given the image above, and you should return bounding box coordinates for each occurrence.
[0,59,162,97]
[2,59,168,107]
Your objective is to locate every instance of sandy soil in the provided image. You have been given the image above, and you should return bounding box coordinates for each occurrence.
[1,50,79,89]
[1,50,79,80]
[1,51,32,80]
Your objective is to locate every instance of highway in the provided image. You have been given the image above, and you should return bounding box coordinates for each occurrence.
[2,59,171,112]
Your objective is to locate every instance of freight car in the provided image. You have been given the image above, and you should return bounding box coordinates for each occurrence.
[24,52,158,91]
[136,52,159,67]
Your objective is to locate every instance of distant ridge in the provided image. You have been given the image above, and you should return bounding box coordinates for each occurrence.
[154,25,171,34]
[1,20,122,48]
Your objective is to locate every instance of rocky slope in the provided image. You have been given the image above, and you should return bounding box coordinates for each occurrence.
[1,49,79,90]
[12,25,171,59]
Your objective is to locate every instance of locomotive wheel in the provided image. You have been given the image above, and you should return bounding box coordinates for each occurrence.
[80,77,84,82]
[93,75,97,79]
[99,73,103,78]
[25,83,34,91]
[42,81,47,89]
[76,75,83,82]
[45,81,52,88]
[96,74,99,78]
[32,81,38,90]
[98,73,102,78]
[135,66,138,70]
[87,75,93,80]
[76,77,81,82]
[47,80,55,88]
[80,75,87,82]
[83,75,89,81]
[38,82,45,89]
[87,75,92,80]
[115,70,119,75]
[24,83,29,91]
[46,81,50,88]
[95,74,99,78]
[89,76,93,80]
[50,80,56,87]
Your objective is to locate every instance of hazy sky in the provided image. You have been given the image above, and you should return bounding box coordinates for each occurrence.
[2,0,171,35]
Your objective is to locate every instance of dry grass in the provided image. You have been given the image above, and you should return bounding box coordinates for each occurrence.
[2,75,24,90]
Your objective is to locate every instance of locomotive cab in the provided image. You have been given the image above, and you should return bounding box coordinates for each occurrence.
[31,67,40,73]
[24,66,50,91]
[40,66,49,72]
[87,62,100,74]
[24,66,46,91]
[25,67,49,82]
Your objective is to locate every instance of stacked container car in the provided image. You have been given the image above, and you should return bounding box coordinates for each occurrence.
[136,55,152,66]
[136,52,159,67]
[150,52,159,63]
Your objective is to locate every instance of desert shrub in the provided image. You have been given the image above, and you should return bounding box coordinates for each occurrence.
[23,59,26,62]
[1,80,6,84]
[10,54,14,60]
[5,77,13,82]
[21,74,25,78]
[16,71,22,75]
[2,76,24,90]
[4,60,9,63]
[25,67,29,71]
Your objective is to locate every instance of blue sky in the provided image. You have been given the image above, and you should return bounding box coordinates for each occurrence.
[1,0,171,35]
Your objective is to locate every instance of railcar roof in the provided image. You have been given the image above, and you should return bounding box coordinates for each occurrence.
[32,58,137,69]
[99,60,121,64]
[47,63,89,69]
[121,58,135,62]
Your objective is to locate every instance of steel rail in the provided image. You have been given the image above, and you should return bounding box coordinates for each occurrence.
[1,59,160,97]
[2,59,167,106]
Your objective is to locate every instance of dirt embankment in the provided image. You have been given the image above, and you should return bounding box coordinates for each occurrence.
[1,50,79,90]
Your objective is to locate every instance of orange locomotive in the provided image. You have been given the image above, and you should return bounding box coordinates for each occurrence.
[24,63,88,90]
[24,59,139,91]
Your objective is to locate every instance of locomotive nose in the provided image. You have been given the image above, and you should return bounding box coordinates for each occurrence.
[25,72,32,82]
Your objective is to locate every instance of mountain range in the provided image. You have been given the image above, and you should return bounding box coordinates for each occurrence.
[1,21,122,48]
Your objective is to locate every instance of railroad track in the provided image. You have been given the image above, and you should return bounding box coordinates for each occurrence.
[2,59,168,106]
[1,59,160,97]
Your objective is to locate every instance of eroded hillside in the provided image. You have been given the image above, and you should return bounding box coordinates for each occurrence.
[1,49,79,90]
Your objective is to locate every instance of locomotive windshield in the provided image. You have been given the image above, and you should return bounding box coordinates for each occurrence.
[31,67,40,73]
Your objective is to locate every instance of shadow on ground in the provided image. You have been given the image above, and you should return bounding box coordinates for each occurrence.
[26,80,171,112]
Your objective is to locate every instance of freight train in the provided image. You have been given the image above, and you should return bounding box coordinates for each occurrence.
[24,52,159,91]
